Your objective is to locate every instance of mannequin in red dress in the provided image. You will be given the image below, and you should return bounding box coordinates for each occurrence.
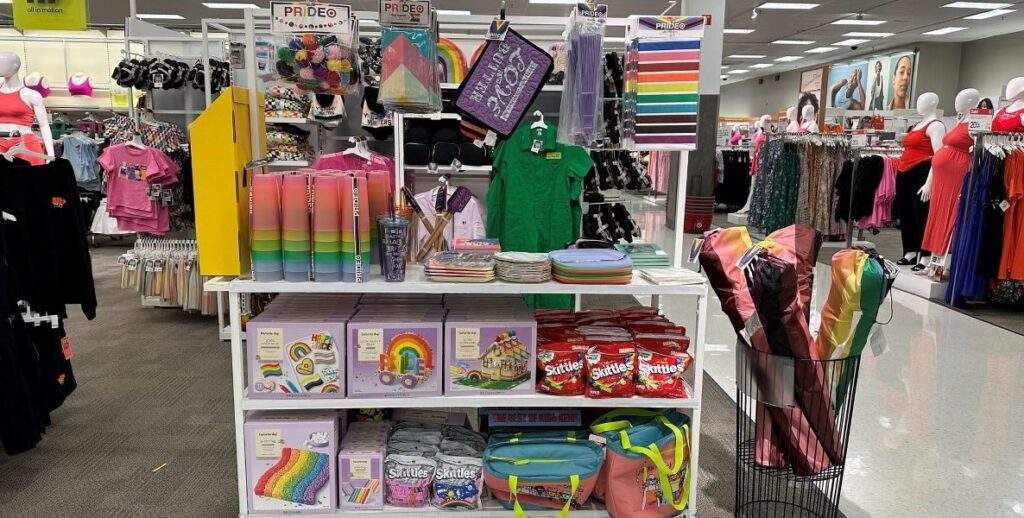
[920,88,980,266]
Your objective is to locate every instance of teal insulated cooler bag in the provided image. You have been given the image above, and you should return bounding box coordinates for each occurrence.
[483,433,605,517]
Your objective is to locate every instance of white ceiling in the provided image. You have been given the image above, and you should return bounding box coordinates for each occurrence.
[720,0,1024,83]
[1,0,1022,84]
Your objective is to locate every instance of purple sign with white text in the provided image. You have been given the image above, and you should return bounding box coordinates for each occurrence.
[454,29,553,138]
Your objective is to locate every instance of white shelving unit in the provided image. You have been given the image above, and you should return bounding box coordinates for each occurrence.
[206,270,709,518]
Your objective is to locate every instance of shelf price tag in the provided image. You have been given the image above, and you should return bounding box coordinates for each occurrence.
[255,429,284,458]
[967,108,993,133]
[380,0,432,28]
[257,328,284,360]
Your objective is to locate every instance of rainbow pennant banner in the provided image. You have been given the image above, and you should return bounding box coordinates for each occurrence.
[623,15,706,151]
[251,173,284,281]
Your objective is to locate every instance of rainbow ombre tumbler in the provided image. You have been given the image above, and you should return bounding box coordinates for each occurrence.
[312,173,343,282]
[250,173,283,281]
[281,172,312,282]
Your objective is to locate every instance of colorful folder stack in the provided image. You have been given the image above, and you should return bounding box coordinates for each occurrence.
[312,174,343,282]
[251,173,284,282]
[281,172,312,282]
[549,249,633,285]
[623,16,706,151]
[341,174,372,282]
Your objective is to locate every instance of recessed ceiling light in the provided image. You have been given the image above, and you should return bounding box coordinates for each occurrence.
[831,19,887,25]
[728,54,767,59]
[730,69,750,74]
[842,32,895,37]
[943,2,1011,8]
[202,2,260,8]
[724,28,756,34]
[772,39,815,45]
[436,10,471,15]
[964,8,1015,18]
[805,46,838,53]
[750,64,773,69]
[923,26,968,35]
[774,56,803,62]
[832,38,870,46]
[758,2,820,9]
[136,14,185,19]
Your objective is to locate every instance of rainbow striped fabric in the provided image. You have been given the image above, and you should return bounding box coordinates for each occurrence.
[254,447,330,505]
[623,16,706,151]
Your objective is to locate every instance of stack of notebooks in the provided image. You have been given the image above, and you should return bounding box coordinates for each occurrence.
[615,243,671,268]
[494,252,552,283]
[424,251,495,282]
[549,249,633,285]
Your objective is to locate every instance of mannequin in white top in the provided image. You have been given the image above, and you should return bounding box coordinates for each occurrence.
[785,106,800,133]
[799,104,818,133]
[734,114,773,215]
[0,52,54,157]
[919,88,979,202]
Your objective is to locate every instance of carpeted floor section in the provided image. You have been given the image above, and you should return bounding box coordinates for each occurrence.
[0,246,745,517]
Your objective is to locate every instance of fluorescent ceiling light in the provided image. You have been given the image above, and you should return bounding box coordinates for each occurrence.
[964,8,1015,18]
[724,28,756,34]
[136,14,185,19]
[772,39,815,45]
[923,26,968,35]
[774,55,803,62]
[943,2,1011,8]
[730,69,750,74]
[0,0,14,4]
[758,2,820,9]
[831,19,886,25]
[843,32,894,37]
[437,10,471,15]
[202,2,260,8]
[728,54,766,59]
[832,38,870,45]
[750,63,773,69]
[806,46,838,53]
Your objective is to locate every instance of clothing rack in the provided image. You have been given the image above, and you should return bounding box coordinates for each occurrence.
[118,238,213,312]
[946,131,1024,304]
[848,144,904,246]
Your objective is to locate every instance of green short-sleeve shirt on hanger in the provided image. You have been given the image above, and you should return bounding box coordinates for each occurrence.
[487,122,594,308]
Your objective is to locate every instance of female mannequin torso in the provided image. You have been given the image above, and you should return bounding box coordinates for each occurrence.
[0,52,54,157]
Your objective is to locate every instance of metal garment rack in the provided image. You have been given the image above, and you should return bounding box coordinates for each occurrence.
[847,144,903,247]
[203,6,714,518]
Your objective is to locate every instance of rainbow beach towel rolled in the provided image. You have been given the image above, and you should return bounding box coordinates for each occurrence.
[251,173,284,281]
[254,447,330,505]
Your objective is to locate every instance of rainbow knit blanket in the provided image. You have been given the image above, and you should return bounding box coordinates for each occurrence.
[254,447,330,505]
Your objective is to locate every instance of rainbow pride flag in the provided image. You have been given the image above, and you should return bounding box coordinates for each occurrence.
[254,447,330,505]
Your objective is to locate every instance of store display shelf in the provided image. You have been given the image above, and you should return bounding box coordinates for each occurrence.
[402,112,463,120]
[219,268,707,296]
[266,116,339,127]
[238,501,693,518]
[268,160,310,167]
[241,385,697,411]
[407,164,493,174]
[440,82,564,93]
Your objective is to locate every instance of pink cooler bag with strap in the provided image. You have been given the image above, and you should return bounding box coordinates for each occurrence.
[590,409,692,518]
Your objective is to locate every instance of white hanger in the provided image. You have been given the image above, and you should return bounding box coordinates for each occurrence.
[341,136,372,160]
[531,110,548,130]
[3,138,54,163]
[126,133,147,149]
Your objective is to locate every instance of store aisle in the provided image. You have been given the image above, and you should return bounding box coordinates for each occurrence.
[0,246,236,517]
[655,230,1024,518]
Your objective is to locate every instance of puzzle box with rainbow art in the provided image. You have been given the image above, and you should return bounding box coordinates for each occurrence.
[346,305,445,398]
[247,310,349,398]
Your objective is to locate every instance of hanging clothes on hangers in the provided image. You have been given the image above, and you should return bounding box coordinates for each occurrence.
[98,142,180,235]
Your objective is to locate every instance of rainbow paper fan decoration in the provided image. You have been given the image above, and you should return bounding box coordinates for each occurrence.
[254,448,330,505]
[437,38,468,84]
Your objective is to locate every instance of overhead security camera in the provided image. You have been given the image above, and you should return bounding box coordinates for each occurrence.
[850,45,859,50]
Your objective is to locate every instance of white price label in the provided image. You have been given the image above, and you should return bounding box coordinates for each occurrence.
[357,328,384,362]
[967,108,993,133]
[257,328,284,361]
[349,459,372,479]
[254,429,283,458]
[455,328,481,360]
[851,133,868,147]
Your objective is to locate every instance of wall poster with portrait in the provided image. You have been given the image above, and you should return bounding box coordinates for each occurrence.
[798,67,826,126]
[825,50,917,111]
